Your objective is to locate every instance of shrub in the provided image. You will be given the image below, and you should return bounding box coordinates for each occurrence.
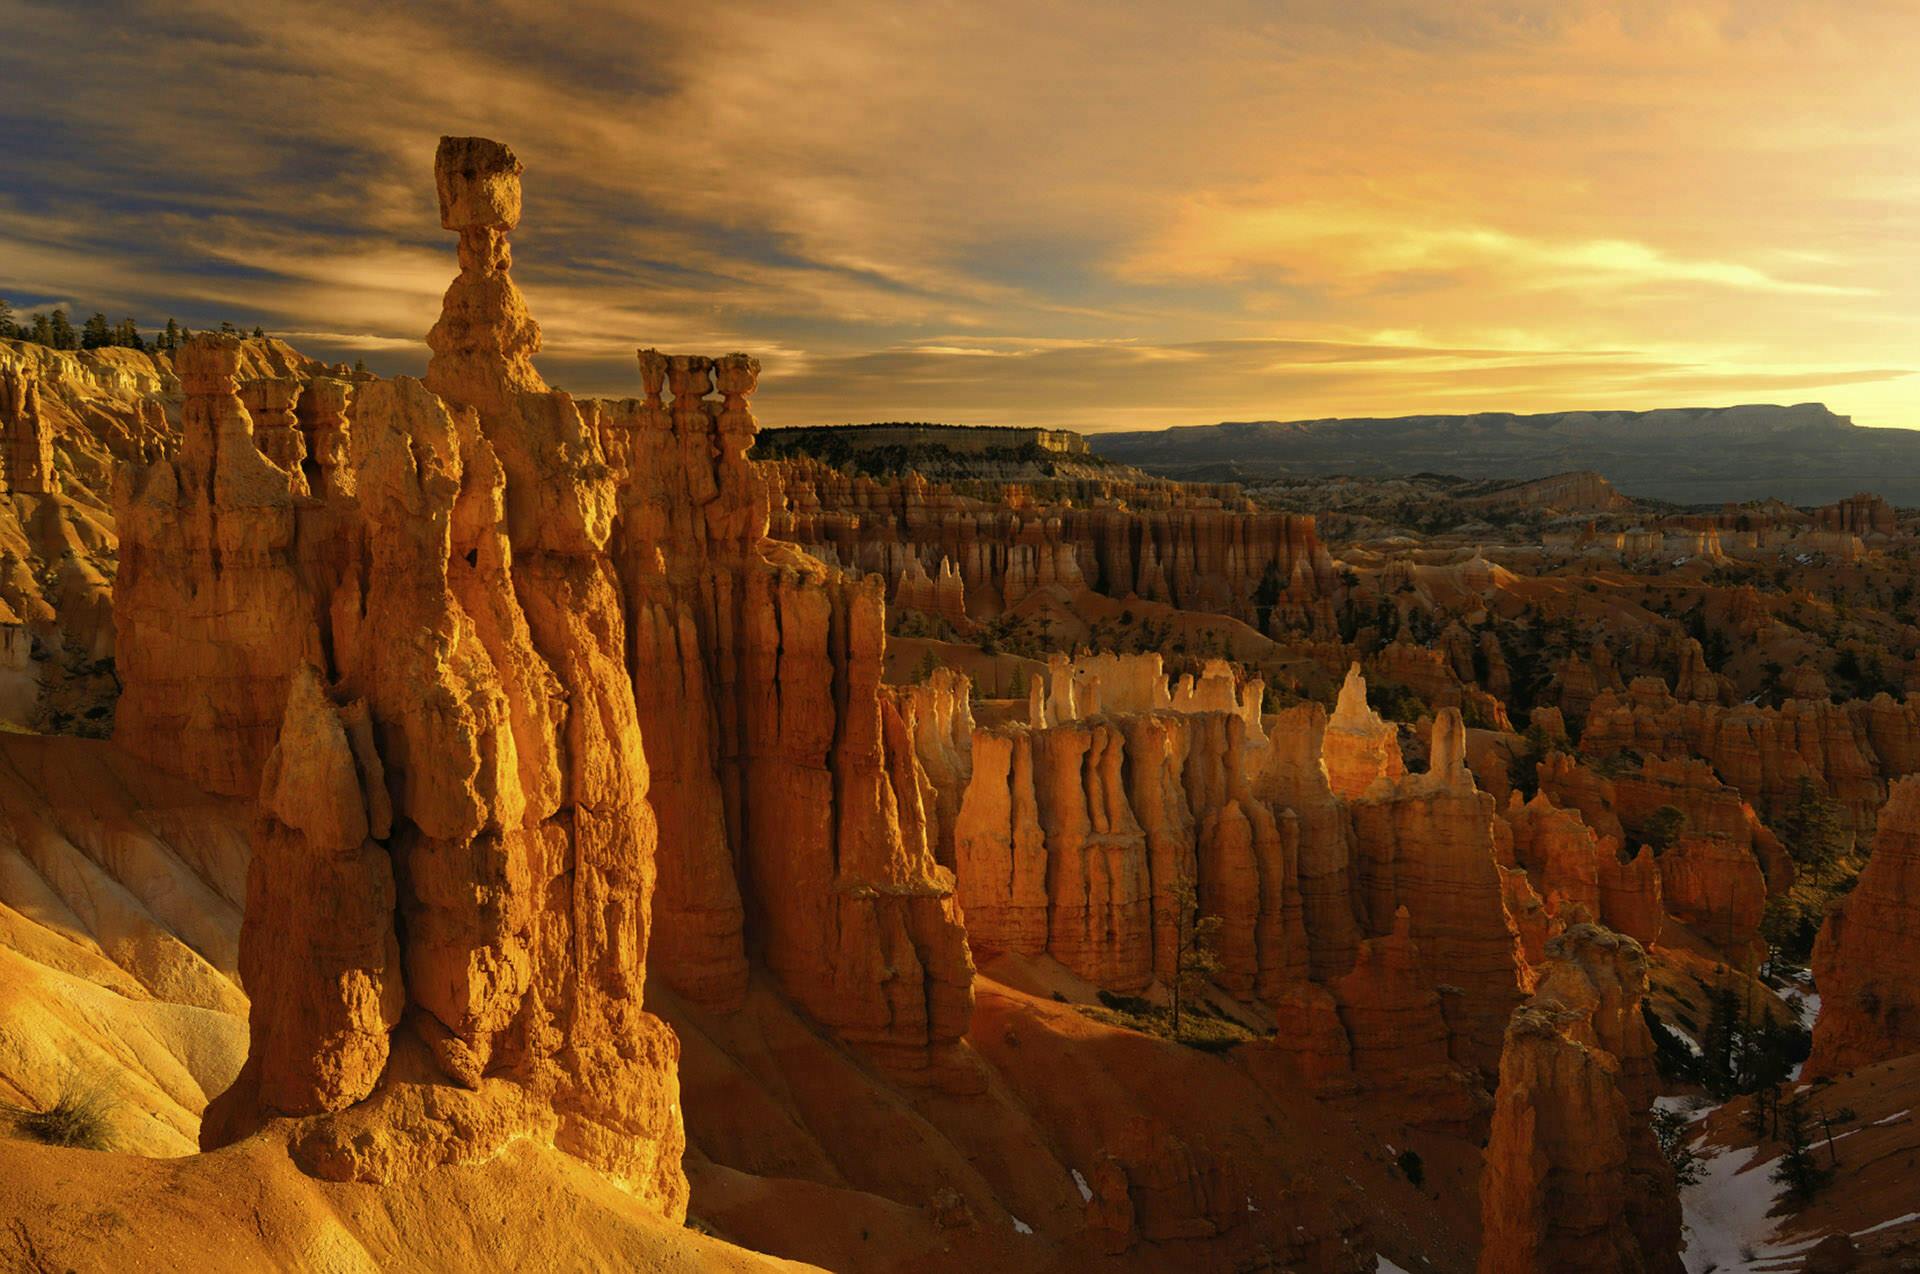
[9,1071,117,1150]
[1639,805,1687,857]
[1651,1107,1704,1187]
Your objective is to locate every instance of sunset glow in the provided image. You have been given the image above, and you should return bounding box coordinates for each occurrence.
[3,0,1916,429]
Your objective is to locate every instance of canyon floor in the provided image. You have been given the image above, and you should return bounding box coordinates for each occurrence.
[4,137,1920,1274]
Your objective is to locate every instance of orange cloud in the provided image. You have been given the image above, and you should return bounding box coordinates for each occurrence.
[1,1,1916,428]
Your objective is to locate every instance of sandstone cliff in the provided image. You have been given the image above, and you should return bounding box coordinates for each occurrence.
[1477,925,1682,1274]
[953,656,1300,997]
[1806,774,1920,1078]
[1582,675,1906,834]
[1348,709,1530,1078]
[768,456,1338,633]
[107,138,974,1219]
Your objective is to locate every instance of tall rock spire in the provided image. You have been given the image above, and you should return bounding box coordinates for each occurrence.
[425,135,547,413]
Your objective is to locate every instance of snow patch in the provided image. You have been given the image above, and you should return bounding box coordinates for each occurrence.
[1871,1108,1911,1127]
[1071,1168,1093,1203]
[1679,1134,1784,1273]
[1656,1093,1715,1123]
[1854,1209,1920,1237]
[1011,1217,1033,1235]
[1375,1258,1413,1274]
[1665,1023,1705,1058]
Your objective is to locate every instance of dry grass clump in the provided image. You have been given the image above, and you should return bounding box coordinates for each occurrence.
[4,1070,118,1150]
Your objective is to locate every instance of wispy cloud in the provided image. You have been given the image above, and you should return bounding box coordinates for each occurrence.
[1122,204,1873,298]
[0,0,1917,427]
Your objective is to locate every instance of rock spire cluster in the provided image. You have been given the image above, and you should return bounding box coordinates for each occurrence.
[113,137,974,1215]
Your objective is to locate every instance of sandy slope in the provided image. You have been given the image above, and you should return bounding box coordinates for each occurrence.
[0,1130,815,1272]
[0,735,250,1154]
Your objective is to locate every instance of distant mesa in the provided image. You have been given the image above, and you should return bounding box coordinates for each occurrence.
[1091,403,1920,505]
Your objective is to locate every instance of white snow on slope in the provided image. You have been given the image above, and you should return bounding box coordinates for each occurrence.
[1681,1136,1784,1273]
[1855,1210,1920,1237]
[1679,1122,1917,1271]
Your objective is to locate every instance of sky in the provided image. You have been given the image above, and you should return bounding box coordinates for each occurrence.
[1,0,1917,432]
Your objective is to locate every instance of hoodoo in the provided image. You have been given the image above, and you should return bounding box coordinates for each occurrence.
[121,136,977,1210]
[1807,774,1920,1078]
[1478,925,1682,1274]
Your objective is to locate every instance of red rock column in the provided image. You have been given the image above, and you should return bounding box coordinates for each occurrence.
[295,377,353,499]
[1478,925,1681,1274]
[240,375,309,495]
[203,665,402,1138]
[0,368,57,495]
[1807,774,1920,1078]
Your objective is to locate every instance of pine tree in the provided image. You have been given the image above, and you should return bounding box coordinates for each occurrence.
[162,318,181,352]
[1642,804,1687,857]
[47,309,77,350]
[28,313,53,346]
[1745,1082,1776,1138]
[1168,874,1223,1038]
[1700,977,1743,1097]
[1653,1106,1704,1187]
[250,325,265,339]
[0,296,14,339]
[218,320,239,335]
[1776,777,1847,885]
[113,318,144,351]
[1770,1094,1833,1203]
[80,312,112,349]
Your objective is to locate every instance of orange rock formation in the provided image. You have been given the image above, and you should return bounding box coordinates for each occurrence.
[1477,924,1682,1274]
[1322,662,1406,797]
[768,458,1338,632]
[1583,674,1913,834]
[0,366,58,494]
[109,138,978,1222]
[1806,774,1920,1078]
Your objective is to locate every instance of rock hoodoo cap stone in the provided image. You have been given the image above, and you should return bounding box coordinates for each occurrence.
[434,135,523,230]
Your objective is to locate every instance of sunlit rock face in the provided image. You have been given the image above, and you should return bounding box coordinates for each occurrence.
[939,659,1532,1114]
[766,454,1340,633]
[118,135,979,1218]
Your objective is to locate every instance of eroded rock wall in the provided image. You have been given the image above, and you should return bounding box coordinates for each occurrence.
[1807,774,1920,1078]
[1477,925,1682,1274]
[117,137,979,1220]
[767,456,1337,631]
